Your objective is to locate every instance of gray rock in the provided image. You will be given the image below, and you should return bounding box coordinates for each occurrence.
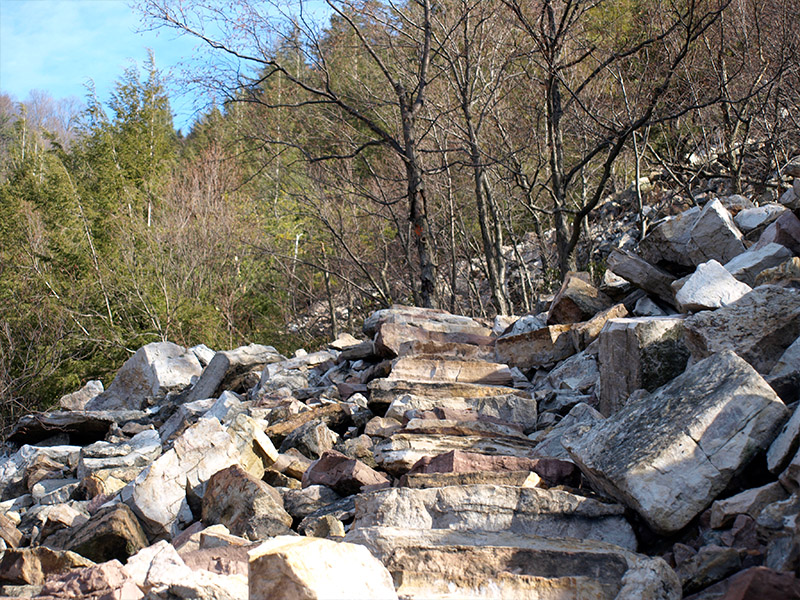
[351,484,637,550]
[495,324,576,370]
[676,260,752,312]
[723,243,793,286]
[684,285,800,374]
[607,249,677,306]
[280,485,342,521]
[544,350,599,394]
[188,344,283,402]
[564,351,789,534]
[767,393,800,474]
[597,317,689,416]
[77,429,161,483]
[533,402,605,460]
[346,528,681,600]
[639,206,701,269]
[87,342,202,411]
[500,313,548,337]
[279,420,339,460]
[687,199,746,265]
[634,296,668,317]
[734,204,787,232]
[58,380,103,411]
[767,335,800,404]
[710,482,789,529]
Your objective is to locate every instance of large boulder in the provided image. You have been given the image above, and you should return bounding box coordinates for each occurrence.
[546,272,613,325]
[638,206,701,269]
[564,351,788,534]
[675,260,752,312]
[301,450,390,496]
[607,249,677,306]
[86,342,202,411]
[687,199,746,265]
[495,324,576,370]
[684,285,800,374]
[346,528,681,600]
[351,484,637,550]
[597,317,689,416]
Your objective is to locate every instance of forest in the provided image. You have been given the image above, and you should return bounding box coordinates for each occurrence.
[1,0,798,427]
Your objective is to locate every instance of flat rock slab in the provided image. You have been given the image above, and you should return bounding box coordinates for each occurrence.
[373,379,536,432]
[753,210,800,255]
[676,260,752,312]
[375,322,493,358]
[264,404,349,446]
[597,317,689,416]
[248,536,397,600]
[373,433,540,475]
[301,450,390,496]
[351,484,636,550]
[723,243,793,286]
[495,324,576,370]
[564,351,788,534]
[389,355,513,386]
[87,342,202,411]
[684,285,800,374]
[734,203,787,232]
[401,471,542,489]
[607,249,677,306]
[363,304,489,338]
[346,527,680,600]
[6,411,142,446]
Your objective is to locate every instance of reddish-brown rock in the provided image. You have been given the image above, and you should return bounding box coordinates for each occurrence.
[547,272,613,325]
[302,450,390,496]
[683,566,800,600]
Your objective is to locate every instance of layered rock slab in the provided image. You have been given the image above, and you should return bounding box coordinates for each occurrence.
[351,484,637,550]
[564,351,788,534]
[346,528,680,600]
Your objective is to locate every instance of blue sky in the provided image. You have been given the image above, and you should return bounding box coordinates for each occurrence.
[0,0,203,132]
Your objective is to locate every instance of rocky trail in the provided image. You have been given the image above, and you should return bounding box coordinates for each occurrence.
[1,177,800,599]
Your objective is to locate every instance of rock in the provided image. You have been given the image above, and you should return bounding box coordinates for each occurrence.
[351,484,637,550]
[188,343,283,402]
[52,503,148,563]
[121,417,241,539]
[31,478,78,505]
[495,324,576,370]
[296,496,357,534]
[499,313,548,337]
[402,416,526,439]
[6,411,127,446]
[634,296,668,316]
[639,206,702,269]
[388,355,513,386]
[301,514,345,538]
[264,404,349,447]
[723,242,793,286]
[570,303,629,350]
[86,342,202,411]
[374,379,537,432]
[710,482,789,529]
[248,536,398,600]
[768,396,800,474]
[687,198,746,265]
[684,285,800,374]
[402,470,542,489]
[333,434,377,468]
[676,544,743,595]
[753,210,800,256]
[756,256,800,286]
[734,204,787,232]
[363,304,488,338]
[0,511,22,549]
[226,413,279,480]
[533,402,605,460]
[564,351,789,534]
[280,485,342,521]
[0,444,81,500]
[373,433,539,475]
[58,380,104,411]
[375,323,493,358]
[202,464,293,540]
[36,559,141,600]
[301,450,390,496]
[597,316,689,416]
[336,339,376,361]
[364,416,402,438]
[544,349,599,393]
[77,429,161,488]
[0,547,94,586]
[607,249,678,306]
[190,343,216,366]
[683,566,800,600]
[279,420,339,460]
[346,528,680,600]
[676,260,752,312]
[767,335,800,403]
[328,332,362,351]
[274,449,314,479]
[546,272,613,325]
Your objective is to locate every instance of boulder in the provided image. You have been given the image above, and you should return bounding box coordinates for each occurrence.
[597,316,689,416]
[753,210,800,256]
[301,450,390,496]
[0,547,93,586]
[280,485,342,521]
[734,203,787,232]
[363,305,488,338]
[638,206,701,269]
[0,511,22,549]
[687,199,746,265]
[570,303,629,350]
[767,335,800,403]
[188,343,283,402]
[86,342,202,411]
[202,464,293,540]
[682,566,800,600]
[346,528,680,600]
[495,324,576,370]
[248,536,397,600]
[58,380,104,411]
[35,560,141,600]
[544,349,599,394]
[676,544,743,595]
[563,351,789,533]
[755,256,800,286]
[533,402,605,460]
[675,260,752,312]
[51,503,148,563]
[264,404,349,446]
[546,272,613,325]
[607,249,677,306]
[723,242,793,286]
[710,482,789,529]
[279,420,339,460]
[77,429,161,485]
[402,471,542,489]
[684,285,800,374]
[351,484,636,550]
[767,393,800,474]
[375,323,493,358]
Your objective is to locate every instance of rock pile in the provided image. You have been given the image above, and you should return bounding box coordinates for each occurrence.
[1,188,800,599]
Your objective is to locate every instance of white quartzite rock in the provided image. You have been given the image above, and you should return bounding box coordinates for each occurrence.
[86,342,203,411]
[675,260,752,312]
[248,536,397,600]
[564,351,788,534]
[734,203,787,232]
